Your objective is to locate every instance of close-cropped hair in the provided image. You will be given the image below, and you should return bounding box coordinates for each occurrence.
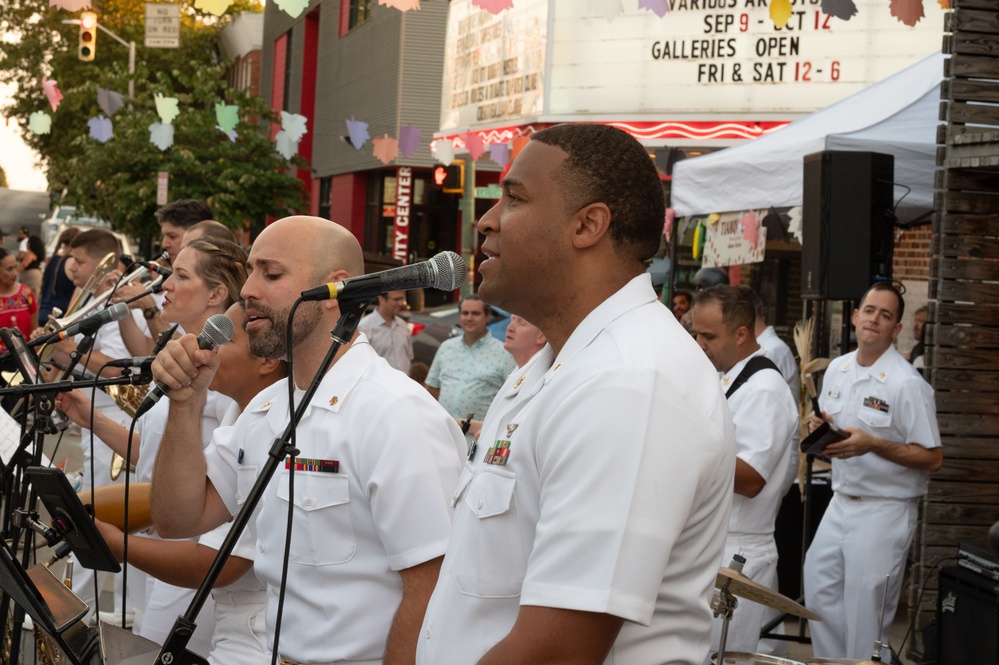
[860,281,905,322]
[694,284,756,333]
[184,238,248,310]
[70,229,120,262]
[155,199,213,229]
[187,220,237,244]
[460,293,492,318]
[531,123,665,262]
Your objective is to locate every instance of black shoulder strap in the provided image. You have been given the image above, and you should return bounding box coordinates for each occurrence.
[725,355,781,399]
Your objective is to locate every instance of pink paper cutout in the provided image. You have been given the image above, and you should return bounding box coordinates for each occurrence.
[740,212,759,248]
[664,208,675,242]
[42,77,63,112]
[379,0,421,10]
[890,0,925,26]
[461,132,486,161]
[372,134,399,164]
[49,0,91,10]
[471,0,513,15]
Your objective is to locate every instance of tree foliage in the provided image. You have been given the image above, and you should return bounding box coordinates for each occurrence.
[0,0,306,243]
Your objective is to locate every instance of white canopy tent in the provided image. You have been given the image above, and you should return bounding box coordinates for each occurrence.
[671,51,943,225]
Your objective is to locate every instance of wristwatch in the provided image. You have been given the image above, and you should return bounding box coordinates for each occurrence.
[142,306,159,320]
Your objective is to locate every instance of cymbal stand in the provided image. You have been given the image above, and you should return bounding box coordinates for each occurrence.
[712,554,746,664]
[871,572,890,662]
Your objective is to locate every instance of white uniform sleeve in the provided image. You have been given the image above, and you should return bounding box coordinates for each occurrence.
[895,375,941,450]
[359,392,464,571]
[522,367,731,625]
[731,377,799,484]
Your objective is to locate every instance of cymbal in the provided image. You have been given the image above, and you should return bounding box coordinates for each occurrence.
[716,566,821,621]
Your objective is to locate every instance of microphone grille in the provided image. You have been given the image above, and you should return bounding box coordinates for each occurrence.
[430,251,467,291]
[107,301,131,321]
[202,314,235,347]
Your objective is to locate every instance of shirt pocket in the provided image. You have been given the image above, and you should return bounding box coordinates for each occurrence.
[858,405,892,430]
[276,469,356,566]
[824,398,844,417]
[453,470,526,599]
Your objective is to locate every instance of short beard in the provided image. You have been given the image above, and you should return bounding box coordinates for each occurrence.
[247,300,325,359]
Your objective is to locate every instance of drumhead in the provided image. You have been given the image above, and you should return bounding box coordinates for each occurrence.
[712,653,806,665]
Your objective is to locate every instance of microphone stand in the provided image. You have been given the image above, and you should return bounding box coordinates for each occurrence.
[154,299,371,665]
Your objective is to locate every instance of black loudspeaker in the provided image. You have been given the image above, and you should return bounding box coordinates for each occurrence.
[938,565,999,665]
[801,151,895,300]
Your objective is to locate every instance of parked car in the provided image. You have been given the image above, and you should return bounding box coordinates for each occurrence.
[44,209,136,263]
[405,302,510,367]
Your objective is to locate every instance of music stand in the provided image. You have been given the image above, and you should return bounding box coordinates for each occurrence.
[25,466,120,573]
[0,538,99,665]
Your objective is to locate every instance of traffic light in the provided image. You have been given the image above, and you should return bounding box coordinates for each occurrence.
[433,160,464,193]
[79,12,97,62]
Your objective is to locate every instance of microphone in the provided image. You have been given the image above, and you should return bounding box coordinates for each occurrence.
[134,260,172,277]
[133,314,234,419]
[106,356,156,369]
[300,251,466,302]
[33,302,131,346]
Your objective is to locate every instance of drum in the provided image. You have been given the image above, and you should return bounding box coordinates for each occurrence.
[713,653,805,665]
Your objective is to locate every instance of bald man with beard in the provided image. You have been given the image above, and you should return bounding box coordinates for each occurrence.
[150,216,467,665]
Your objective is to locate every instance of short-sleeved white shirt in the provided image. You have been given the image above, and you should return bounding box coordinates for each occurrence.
[721,350,800,536]
[357,311,413,374]
[425,333,517,419]
[757,325,800,399]
[819,345,940,499]
[204,339,466,663]
[417,274,736,665]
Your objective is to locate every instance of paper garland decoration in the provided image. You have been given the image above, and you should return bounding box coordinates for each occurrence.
[49,0,91,10]
[42,77,63,113]
[770,0,793,28]
[88,116,113,143]
[96,87,126,117]
[28,112,52,135]
[218,128,238,142]
[511,135,529,162]
[664,208,675,242]
[821,0,858,20]
[461,132,486,161]
[435,139,455,165]
[345,117,369,150]
[372,135,399,164]
[398,125,421,158]
[149,123,174,150]
[471,0,513,14]
[274,0,310,18]
[194,0,232,16]
[215,103,239,132]
[281,111,308,143]
[787,207,802,243]
[639,0,670,17]
[890,0,925,26]
[379,0,421,10]
[154,94,181,125]
[275,130,297,159]
[740,211,759,248]
[488,143,510,167]
[692,221,705,260]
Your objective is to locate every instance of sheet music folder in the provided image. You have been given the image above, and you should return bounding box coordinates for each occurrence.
[799,420,849,462]
[0,538,97,664]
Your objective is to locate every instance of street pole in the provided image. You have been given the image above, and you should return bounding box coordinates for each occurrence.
[461,158,477,298]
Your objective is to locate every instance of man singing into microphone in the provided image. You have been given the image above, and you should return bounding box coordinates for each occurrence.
[150,216,466,665]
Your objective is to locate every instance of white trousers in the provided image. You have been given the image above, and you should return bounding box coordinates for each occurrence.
[139,577,217,657]
[709,533,781,657]
[803,493,917,660]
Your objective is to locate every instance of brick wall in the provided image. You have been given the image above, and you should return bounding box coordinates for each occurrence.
[893,226,932,280]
